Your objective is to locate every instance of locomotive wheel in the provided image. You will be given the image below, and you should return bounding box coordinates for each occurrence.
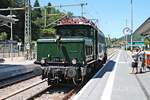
[73,76,84,86]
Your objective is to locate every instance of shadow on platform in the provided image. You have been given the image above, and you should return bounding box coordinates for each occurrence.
[94,60,116,78]
[0,58,5,63]
[0,64,26,68]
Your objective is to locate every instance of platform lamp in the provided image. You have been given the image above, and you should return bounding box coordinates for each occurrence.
[130,0,133,50]
[7,13,18,61]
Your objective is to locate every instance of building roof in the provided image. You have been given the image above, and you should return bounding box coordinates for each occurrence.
[134,17,150,36]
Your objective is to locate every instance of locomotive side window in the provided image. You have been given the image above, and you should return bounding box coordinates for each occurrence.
[99,44,102,53]
[90,28,95,37]
[86,46,93,55]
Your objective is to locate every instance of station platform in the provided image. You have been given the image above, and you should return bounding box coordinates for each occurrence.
[0,57,35,65]
[73,50,150,100]
[0,57,41,81]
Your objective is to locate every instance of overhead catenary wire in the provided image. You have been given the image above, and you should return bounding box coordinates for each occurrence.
[0,3,87,11]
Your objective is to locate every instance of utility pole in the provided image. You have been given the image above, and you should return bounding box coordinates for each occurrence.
[24,0,31,60]
[10,10,13,61]
[81,3,84,17]
[81,3,87,16]
[130,0,133,50]
[44,9,47,28]
[125,18,128,50]
[108,34,111,47]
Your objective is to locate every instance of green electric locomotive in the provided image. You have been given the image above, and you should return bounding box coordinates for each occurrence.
[35,16,107,85]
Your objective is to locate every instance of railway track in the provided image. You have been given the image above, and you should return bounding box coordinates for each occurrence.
[0,78,48,100]
[61,86,82,100]
[31,84,82,100]
[0,71,36,88]
[0,67,42,88]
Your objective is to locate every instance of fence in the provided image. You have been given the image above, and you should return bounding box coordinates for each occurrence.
[0,41,37,60]
[0,41,24,58]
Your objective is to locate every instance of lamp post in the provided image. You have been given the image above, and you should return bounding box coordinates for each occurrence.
[123,27,131,50]
[130,0,133,50]
[7,12,17,61]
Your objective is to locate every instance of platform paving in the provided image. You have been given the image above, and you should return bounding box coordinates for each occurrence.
[0,57,40,81]
[0,57,35,65]
[73,50,150,100]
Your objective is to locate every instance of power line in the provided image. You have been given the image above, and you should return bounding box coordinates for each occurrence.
[0,3,87,11]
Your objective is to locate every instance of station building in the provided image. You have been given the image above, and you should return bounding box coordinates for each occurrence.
[134,17,150,50]
[127,41,144,49]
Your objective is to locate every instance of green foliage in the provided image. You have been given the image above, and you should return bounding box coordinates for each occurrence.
[40,28,56,38]
[31,20,41,40]
[0,0,24,42]
[47,2,52,14]
[32,0,42,20]
[133,33,142,41]
[0,32,7,40]
[15,0,24,7]
[144,38,150,45]
[119,33,143,42]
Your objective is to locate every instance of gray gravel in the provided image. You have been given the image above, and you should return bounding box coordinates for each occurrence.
[35,92,66,100]
[0,76,42,97]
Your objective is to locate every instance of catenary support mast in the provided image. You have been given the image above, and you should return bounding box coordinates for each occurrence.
[24,0,32,59]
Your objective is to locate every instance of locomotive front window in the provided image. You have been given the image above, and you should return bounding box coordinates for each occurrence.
[56,25,92,37]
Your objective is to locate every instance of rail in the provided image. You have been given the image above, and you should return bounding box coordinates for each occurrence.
[0,79,48,100]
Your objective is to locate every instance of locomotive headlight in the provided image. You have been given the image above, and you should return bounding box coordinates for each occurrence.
[72,58,77,65]
[40,59,45,64]
[82,61,85,65]
[56,35,61,41]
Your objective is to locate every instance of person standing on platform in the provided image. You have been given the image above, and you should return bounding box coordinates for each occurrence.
[131,49,139,74]
[138,48,145,73]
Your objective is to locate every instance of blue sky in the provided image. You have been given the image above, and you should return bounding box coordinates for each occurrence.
[31,0,150,38]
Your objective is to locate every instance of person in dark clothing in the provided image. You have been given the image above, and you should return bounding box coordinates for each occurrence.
[138,48,145,73]
[131,49,139,74]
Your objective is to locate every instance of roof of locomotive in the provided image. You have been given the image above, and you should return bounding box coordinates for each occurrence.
[55,16,98,30]
[55,16,105,38]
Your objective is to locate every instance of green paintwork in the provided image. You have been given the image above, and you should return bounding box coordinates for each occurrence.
[36,37,93,63]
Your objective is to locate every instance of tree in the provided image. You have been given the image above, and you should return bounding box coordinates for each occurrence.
[0,0,25,42]
[31,0,42,41]
[40,28,56,38]
[0,0,10,15]
[144,38,150,45]
[32,0,42,20]
[0,32,7,41]
[47,2,52,14]
[15,0,24,7]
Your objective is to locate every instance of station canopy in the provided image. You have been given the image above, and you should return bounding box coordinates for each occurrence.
[134,17,150,37]
[0,14,18,26]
